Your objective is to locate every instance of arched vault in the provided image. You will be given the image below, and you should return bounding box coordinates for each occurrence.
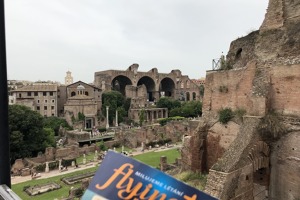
[111,75,132,96]
[137,76,156,101]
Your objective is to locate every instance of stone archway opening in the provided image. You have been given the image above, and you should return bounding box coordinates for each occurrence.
[160,78,175,98]
[192,92,196,100]
[137,76,156,101]
[186,92,190,101]
[248,141,270,200]
[111,75,132,96]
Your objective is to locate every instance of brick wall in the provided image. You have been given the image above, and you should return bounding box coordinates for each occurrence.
[203,62,267,117]
[269,64,300,115]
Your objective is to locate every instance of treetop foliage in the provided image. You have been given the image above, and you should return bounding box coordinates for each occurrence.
[8,105,56,163]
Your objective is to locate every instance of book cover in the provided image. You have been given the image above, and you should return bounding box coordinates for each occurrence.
[82,150,217,200]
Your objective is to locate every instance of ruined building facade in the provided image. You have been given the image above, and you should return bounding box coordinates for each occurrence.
[94,64,200,102]
[182,0,300,199]
[94,64,201,123]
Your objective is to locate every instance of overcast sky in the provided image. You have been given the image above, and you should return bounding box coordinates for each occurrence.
[5,0,268,84]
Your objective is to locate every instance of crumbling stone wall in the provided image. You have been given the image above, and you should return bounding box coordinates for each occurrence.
[206,121,240,169]
[226,31,258,69]
[205,118,269,200]
[260,0,284,31]
[55,145,79,159]
[269,131,300,200]
[180,118,212,172]
[115,120,195,148]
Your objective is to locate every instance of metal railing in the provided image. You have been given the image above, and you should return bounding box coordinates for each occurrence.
[212,58,221,70]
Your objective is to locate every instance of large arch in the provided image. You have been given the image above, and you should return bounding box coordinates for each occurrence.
[137,76,156,101]
[160,77,175,98]
[111,75,132,96]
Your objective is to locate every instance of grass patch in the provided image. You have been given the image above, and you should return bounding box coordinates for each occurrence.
[173,171,207,191]
[133,148,180,168]
[12,167,97,200]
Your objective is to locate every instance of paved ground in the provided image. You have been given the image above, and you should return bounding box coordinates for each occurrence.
[11,144,182,185]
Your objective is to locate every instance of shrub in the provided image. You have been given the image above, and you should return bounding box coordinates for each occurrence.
[35,163,46,172]
[157,116,184,126]
[218,108,234,124]
[98,140,108,151]
[219,85,228,93]
[75,188,84,197]
[62,158,76,167]
[257,112,287,140]
[78,112,85,121]
[49,161,59,170]
[158,118,169,126]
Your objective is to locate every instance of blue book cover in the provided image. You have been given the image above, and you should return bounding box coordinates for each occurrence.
[82,150,217,200]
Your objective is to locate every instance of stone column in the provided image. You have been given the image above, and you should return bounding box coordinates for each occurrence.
[45,162,49,173]
[83,154,86,165]
[106,106,109,129]
[141,142,145,152]
[165,108,168,118]
[59,159,62,171]
[94,150,98,162]
[115,110,118,127]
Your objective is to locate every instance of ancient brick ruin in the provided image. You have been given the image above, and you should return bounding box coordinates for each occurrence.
[182,0,300,199]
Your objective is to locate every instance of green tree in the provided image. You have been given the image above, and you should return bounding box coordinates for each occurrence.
[8,105,55,163]
[43,128,56,147]
[102,91,129,124]
[156,97,181,112]
[9,131,25,162]
[43,116,71,136]
[169,107,183,117]
[169,101,202,118]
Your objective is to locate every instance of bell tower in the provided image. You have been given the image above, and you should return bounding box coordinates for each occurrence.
[65,71,73,85]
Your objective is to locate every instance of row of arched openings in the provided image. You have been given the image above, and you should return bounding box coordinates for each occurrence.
[112,75,175,101]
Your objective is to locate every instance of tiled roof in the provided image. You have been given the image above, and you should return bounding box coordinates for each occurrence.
[13,84,58,92]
